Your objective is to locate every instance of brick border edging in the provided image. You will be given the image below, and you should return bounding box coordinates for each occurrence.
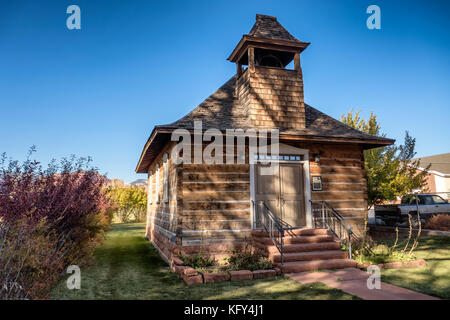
[169,256,282,285]
[356,259,427,270]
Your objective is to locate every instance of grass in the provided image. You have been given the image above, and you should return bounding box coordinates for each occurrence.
[51,223,357,300]
[379,236,450,299]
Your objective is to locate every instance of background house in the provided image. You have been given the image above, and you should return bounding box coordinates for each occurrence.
[416,153,450,200]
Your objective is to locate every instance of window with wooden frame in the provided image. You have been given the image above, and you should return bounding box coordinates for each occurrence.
[155,165,160,204]
[162,154,169,203]
[254,154,303,161]
[147,170,153,205]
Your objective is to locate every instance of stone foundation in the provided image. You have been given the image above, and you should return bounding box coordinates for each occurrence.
[180,240,247,260]
[148,226,253,263]
[147,227,180,263]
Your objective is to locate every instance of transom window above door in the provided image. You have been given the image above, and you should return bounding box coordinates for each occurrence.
[254,154,303,161]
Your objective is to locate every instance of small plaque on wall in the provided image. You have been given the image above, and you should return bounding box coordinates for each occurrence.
[312,176,323,191]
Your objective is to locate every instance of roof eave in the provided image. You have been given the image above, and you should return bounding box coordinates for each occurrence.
[135,127,172,174]
[135,128,395,173]
[279,134,395,148]
[227,35,310,62]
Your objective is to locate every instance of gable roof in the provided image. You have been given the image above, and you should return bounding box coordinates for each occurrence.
[415,153,450,176]
[248,14,300,42]
[135,75,395,173]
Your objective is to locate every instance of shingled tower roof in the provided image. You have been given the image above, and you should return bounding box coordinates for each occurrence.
[248,14,300,42]
[228,14,309,63]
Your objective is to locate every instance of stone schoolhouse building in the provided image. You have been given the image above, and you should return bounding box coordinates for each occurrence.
[136,14,394,272]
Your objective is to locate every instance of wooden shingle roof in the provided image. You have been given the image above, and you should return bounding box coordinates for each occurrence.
[248,14,300,42]
[136,76,395,173]
[227,14,309,63]
[159,76,394,140]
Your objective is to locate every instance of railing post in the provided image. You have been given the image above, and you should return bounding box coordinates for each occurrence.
[348,231,352,260]
[252,201,255,229]
[258,201,285,266]
[259,201,263,228]
[314,200,356,261]
[321,201,325,228]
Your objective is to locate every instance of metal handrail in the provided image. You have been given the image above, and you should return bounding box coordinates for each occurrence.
[310,200,354,259]
[252,200,285,265]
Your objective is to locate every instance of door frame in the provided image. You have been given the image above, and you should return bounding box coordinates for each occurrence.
[250,144,312,229]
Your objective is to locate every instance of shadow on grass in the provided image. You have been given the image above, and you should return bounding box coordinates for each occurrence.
[51,223,357,300]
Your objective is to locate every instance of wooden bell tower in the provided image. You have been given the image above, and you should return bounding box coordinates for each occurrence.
[228,14,310,129]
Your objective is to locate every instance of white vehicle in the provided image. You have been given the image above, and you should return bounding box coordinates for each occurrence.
[375,194,450,225]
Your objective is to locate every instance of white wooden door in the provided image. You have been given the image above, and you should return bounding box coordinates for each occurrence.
[255,162,306,227]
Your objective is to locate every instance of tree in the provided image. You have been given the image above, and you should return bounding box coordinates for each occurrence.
[341,109,429,208]
[105,186,147,223]
[0,147,110,299]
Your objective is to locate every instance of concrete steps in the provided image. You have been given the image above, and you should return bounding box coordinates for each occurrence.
[280,259,356,273]
[256,234,335,245]
[251,228,329,238]
[260,241,342,255]
[271,250,348,263]
[252,228,356,273]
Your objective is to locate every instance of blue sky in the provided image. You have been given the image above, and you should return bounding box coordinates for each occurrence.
[1,0,449,182]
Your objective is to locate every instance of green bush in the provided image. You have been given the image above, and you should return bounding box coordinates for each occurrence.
[225,249,273,271]
[352,240,415,265]
[179,254,217,269]
[350,214,421,265]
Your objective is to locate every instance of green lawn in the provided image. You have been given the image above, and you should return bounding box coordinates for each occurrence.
[380,236,450,299]
[51,223,357,300]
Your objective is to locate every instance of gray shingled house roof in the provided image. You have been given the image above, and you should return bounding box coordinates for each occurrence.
[415,153,450,175]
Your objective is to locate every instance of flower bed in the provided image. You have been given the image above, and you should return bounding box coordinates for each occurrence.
[171,249,280,285]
